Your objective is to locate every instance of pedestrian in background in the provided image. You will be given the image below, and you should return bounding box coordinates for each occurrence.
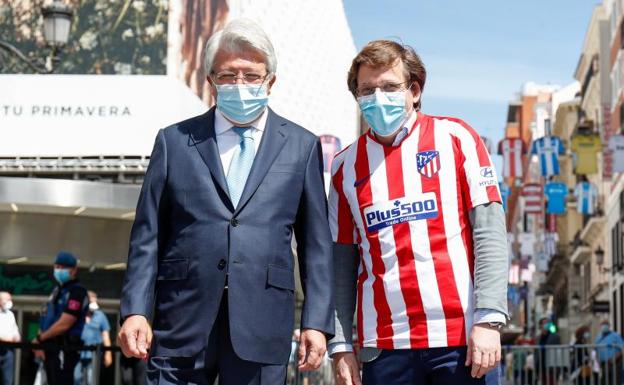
[536,318,561,385]
[571,326,598,385]
[0,291,20,385]
[35,251,89,385]
[74,291,113,385]
[595,320,623,385]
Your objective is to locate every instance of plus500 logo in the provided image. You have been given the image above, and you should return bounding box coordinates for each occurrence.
[364,192,438,232]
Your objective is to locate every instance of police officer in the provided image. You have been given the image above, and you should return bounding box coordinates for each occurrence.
[33,251,89,385]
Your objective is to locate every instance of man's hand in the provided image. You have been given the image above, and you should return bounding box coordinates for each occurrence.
[332,351,362,385]
[103,351,113,367]
[31,338,45,360]
[465,324,501,378]
[298,329,326,371]
[117,315,152,359]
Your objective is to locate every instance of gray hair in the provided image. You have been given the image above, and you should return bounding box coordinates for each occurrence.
[203,18,277,76]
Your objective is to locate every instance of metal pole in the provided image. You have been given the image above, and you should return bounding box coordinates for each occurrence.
[91,345,101,385]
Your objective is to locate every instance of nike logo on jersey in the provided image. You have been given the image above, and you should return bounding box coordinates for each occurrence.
[354,174,372,187]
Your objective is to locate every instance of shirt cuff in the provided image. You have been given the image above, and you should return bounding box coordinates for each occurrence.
[328,342,353,357]
[474,308,507,325]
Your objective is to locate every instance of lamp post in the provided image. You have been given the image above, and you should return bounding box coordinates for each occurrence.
[0,1,73,73]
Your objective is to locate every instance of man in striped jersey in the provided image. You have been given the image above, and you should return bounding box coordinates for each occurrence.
[329,40,508,385]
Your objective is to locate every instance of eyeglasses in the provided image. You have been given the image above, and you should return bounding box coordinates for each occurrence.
[356,81,411,97]
[211,71,268,85]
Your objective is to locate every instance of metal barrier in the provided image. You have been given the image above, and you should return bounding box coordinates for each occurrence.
[0,340,125,385]
[501,344,624,385]
[12,341,618,385]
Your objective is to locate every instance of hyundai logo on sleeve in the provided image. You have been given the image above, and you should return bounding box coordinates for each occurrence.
[480,167,494,178]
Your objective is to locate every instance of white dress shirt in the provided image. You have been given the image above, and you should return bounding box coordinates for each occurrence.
[214,108,268,175]
[0,309,20,342]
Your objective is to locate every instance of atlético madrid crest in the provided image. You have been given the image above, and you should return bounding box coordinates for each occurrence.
[416,150,441,178]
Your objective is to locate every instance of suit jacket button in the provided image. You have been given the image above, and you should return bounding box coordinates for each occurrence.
[218,259,226,270]
[230,218,239,227]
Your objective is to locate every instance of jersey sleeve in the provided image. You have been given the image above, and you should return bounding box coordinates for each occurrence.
[328,161,356,244]
[455,120,502,209]
[530,140,537,155]
[64,286,87,317]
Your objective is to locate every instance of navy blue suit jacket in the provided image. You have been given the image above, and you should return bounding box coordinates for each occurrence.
[120,107,334,364]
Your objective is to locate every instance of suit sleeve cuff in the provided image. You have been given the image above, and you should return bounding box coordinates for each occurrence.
[328,342,353,357]
[474,308,507,325]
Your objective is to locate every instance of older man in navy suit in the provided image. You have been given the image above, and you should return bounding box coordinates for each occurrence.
[117,19,334,385]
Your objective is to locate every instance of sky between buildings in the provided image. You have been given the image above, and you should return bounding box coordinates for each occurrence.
[343,0,599,167]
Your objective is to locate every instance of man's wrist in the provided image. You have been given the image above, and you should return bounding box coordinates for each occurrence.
[328,342,353,357]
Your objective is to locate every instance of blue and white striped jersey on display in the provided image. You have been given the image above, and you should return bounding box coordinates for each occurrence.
[530,136,565,176]
[573,181,598,215]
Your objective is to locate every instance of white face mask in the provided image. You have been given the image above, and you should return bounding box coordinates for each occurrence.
[2,300,13,311]
[89,302,99,311]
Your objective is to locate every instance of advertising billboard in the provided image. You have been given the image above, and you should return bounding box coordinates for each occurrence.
[1,0,358,157]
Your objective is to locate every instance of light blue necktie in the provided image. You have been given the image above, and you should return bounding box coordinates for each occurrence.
[226,127,255,207]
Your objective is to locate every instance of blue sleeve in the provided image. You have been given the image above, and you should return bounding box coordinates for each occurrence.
[120,129,168,321]
[98,312,111,332]
[294,138,335,337]
[530,141,537,154]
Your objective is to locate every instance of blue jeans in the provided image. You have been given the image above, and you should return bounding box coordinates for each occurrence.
[362,346,501,385]
[0,348,14,385]
[74,360,94,385]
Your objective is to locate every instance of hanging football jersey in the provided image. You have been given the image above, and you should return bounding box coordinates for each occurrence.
[518,232,535,257]
[498,137,526,178]
[544,181,568,215]
[531,136,565,176]
[573,181,598,215]
[608,134,624,173]
[571,133,601,175]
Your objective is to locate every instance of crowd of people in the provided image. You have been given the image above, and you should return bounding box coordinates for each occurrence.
[0,251,146,385]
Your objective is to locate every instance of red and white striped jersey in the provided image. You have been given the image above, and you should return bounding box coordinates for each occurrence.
[329,113,501,350]
[498,138,526,178]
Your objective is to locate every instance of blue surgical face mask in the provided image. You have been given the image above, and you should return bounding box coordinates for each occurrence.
[53,268,71,284]
[601,324,610,334]
[357,90,408,137]
[583,331,591,340]
[216,83,269,125]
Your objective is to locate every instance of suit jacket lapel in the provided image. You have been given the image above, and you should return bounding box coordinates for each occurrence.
[234,108,288,214]
[188,108,233,210]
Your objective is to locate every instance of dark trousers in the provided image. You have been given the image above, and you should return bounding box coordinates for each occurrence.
[121,356,147,385]
[0,348,14,385]
[147,295,287,385]
[600,358,622,385]
[45,347,81,385]
[362,346,501,385]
